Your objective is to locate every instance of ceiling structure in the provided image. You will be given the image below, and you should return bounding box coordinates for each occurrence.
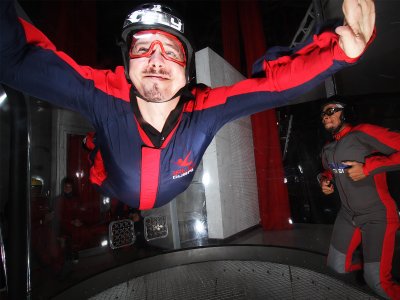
[18,0,310,66]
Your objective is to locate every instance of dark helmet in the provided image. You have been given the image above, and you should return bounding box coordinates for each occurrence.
[321,98,346,122]
[320,97,349,135]
[120,3,194,82]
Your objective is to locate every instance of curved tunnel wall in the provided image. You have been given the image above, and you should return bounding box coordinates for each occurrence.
[53,246,378,300]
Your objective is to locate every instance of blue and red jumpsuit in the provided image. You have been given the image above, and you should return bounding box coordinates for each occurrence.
[321,124,400,299]
[0,0,372,210]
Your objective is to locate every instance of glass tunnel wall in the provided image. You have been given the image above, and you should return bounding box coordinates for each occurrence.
[20,84,400,300]
[2,0,400,299]
[21,88,400,299]
[0,86,11,295]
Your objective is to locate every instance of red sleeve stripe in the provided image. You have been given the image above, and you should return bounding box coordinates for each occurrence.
[354,124,400,151]
[19,18,130,102]
[364,154,400,176]
[353,124,400,175]
[187,32,351,111]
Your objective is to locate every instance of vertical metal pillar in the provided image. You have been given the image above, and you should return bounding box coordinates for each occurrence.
[3,85,31,299]
[313,0,337,98]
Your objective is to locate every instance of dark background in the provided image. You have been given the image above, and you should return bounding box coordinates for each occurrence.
[18,0,313,71]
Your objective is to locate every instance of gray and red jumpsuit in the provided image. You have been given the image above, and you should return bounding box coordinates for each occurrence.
[321,124,400,299]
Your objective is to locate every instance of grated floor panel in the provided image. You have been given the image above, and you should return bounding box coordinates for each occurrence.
[90,260,378,300]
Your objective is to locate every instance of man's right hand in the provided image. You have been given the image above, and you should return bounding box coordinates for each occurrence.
[336,0,375,58]
[321,179,334,195]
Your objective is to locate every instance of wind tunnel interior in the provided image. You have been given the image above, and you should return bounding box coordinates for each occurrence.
[0,0,399,299]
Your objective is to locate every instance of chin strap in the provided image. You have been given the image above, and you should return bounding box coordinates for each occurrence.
[330,125,342,135]
[118,39,132,83]
[130,76,195,103]
[130,85,186,103]
[327,118,345,135]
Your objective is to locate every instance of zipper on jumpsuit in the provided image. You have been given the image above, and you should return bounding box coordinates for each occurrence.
[333,139,356,221]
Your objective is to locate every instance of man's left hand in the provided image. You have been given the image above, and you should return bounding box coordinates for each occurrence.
[336,0,375,58]
[342,161,367,181]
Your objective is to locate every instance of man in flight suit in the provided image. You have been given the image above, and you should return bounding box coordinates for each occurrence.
[319,100,400,299]
[0,0,375,210]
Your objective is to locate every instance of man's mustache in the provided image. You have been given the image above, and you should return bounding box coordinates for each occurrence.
[142,68,170,77]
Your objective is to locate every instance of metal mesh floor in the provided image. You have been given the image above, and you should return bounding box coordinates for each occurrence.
[90,260,378,300]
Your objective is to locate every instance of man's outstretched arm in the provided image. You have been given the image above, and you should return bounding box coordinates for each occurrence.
[344,124,400,180]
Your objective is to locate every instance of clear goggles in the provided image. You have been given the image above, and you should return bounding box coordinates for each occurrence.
[129,30,186,66]
[321,107,343,118]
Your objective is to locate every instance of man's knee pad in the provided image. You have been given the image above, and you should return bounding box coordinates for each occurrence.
[327,245,347,273]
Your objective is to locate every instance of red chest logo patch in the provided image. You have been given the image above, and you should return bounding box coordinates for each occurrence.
[172,151,195,179]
